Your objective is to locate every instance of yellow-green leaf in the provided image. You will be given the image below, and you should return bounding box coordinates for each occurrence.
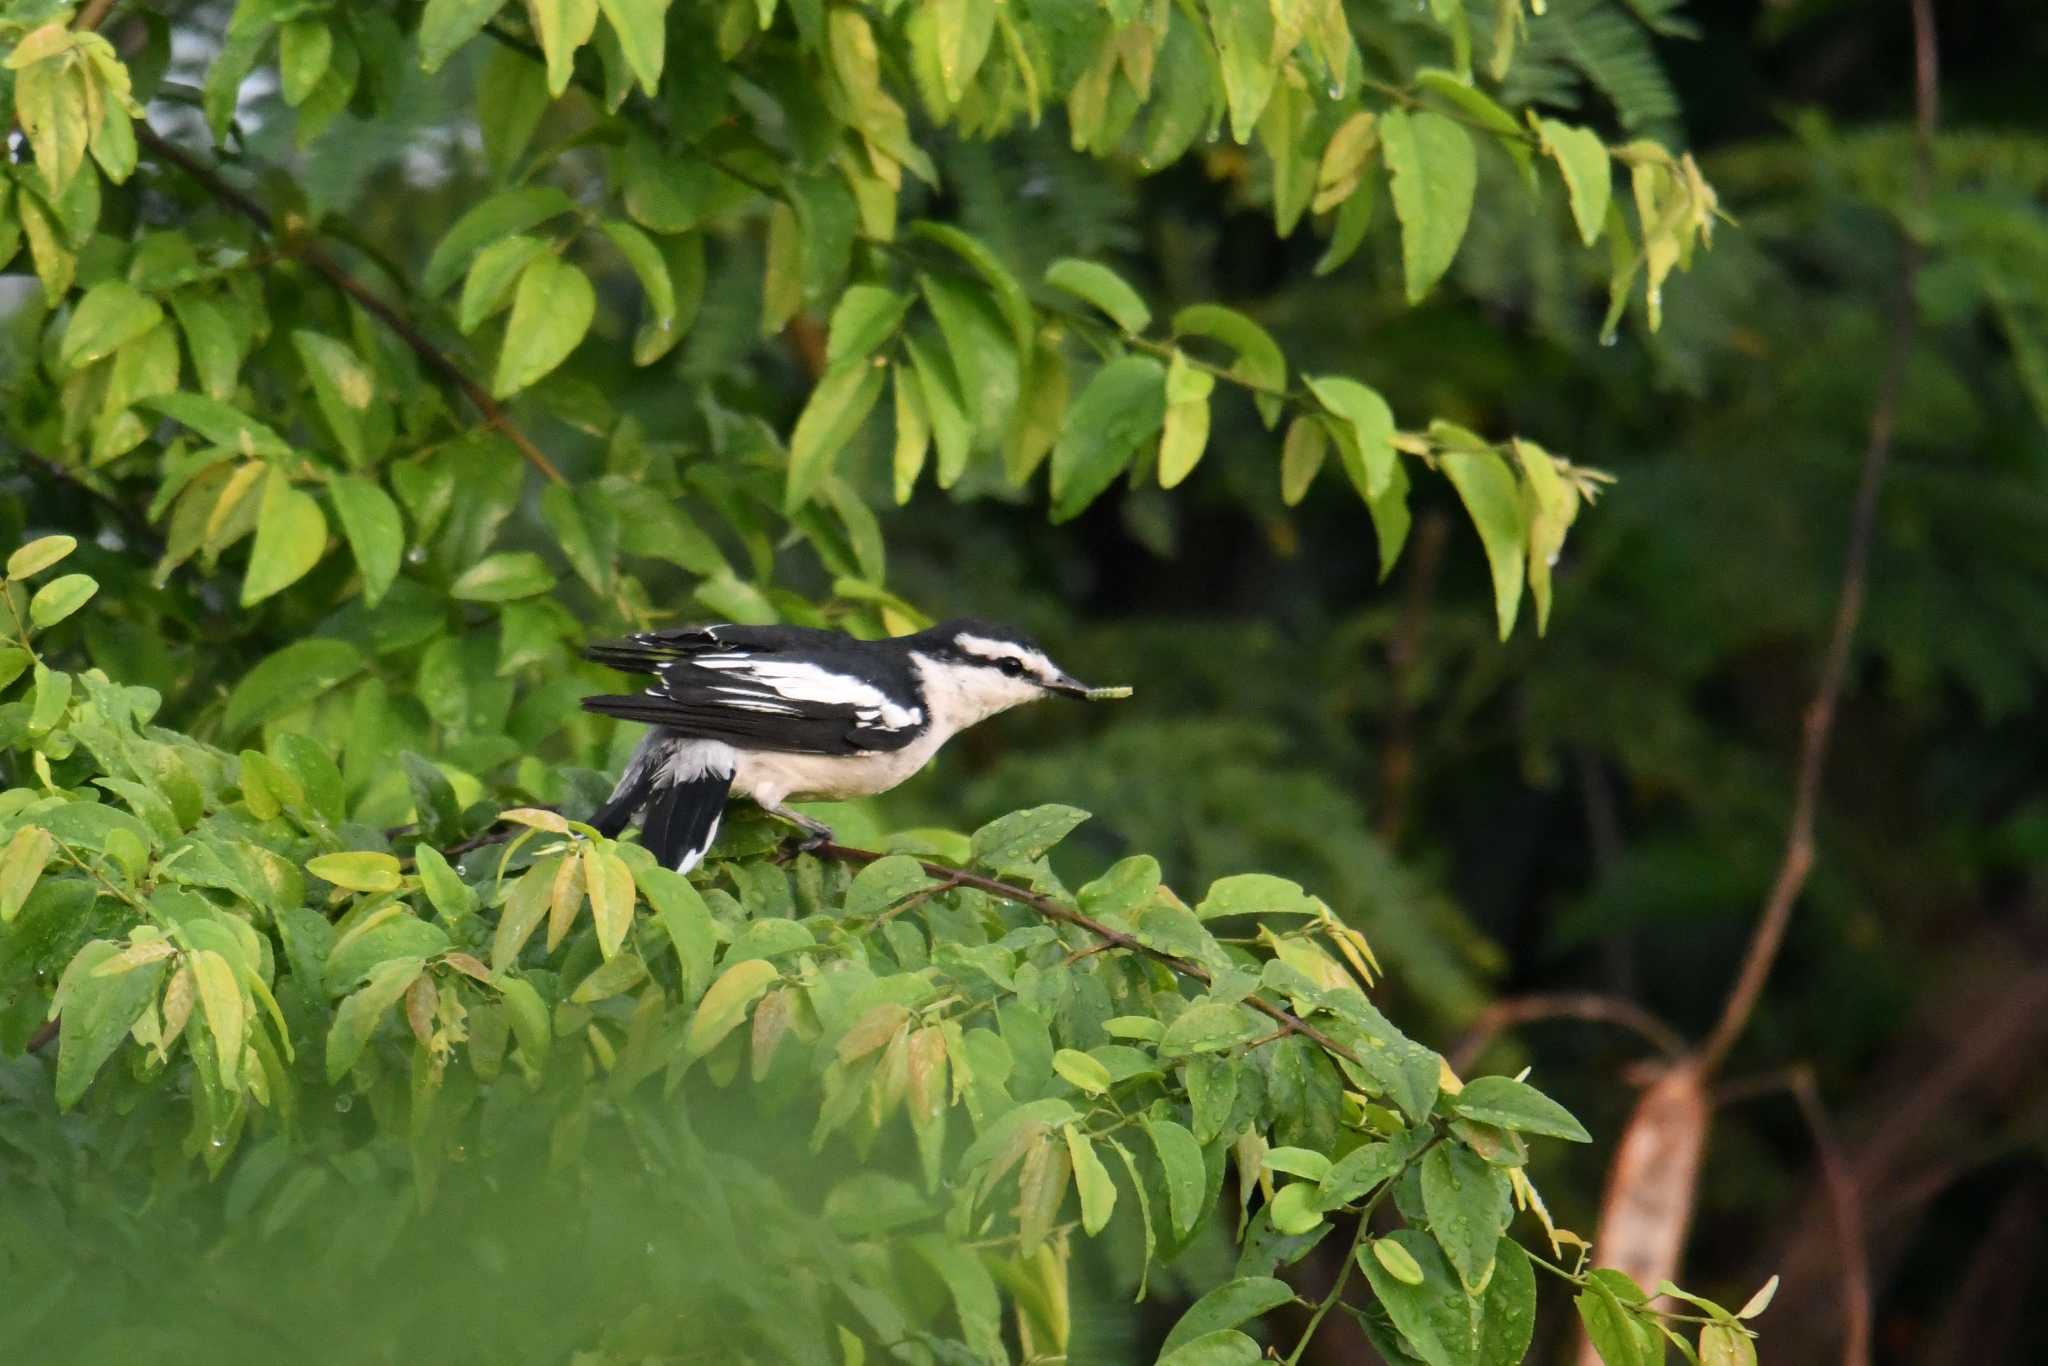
[1043,258,1151,334]
[493,255,596,398]
[584,843,637,959]
[1157,350,1214,490]
[785,358,886,512]
[307,851,403,894]
[682,958,780,1061]
[190,948,245,1092]
[1381,108,1477,303]
[531,0,600,95]
[327,474,404,607]
[1538,118,1611,248]
[596,0,667,95]
[241,468,329,608]
[59,281,164,374]
[1064,1124,1117,1235]
[1440,448,1527,640]
[7,534,77,580]
[28,573,96,628]
[0,825,56,922]
[1307,375,1397,498]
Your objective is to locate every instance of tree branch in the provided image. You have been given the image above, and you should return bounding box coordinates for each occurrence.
[1449,991,1689,1073]
[132,125,568,486]
[1696,0,1939,1072]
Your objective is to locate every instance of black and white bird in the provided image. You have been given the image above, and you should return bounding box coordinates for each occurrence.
[580,620,1130,872]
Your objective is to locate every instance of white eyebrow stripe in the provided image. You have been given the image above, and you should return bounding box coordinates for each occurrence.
[953,634,1059,683]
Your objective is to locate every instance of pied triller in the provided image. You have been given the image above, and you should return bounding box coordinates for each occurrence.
[581,619,1131,872]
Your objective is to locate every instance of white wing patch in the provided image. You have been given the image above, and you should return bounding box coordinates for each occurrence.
[684,654,924,732]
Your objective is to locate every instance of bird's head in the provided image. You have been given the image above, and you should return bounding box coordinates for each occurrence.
[912,619,1132,725]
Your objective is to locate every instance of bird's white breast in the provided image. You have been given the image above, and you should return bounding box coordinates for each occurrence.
[730,733,948,804]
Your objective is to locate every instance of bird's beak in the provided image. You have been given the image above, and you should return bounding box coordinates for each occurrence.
[1046,672,1133,701]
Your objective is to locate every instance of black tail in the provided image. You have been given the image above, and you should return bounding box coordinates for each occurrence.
[590,755,653,839]
[641,769,732,874]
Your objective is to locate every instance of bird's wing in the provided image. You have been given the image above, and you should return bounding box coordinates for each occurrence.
[581,627,925,755]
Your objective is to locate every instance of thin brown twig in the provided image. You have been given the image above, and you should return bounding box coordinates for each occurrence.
[1696,0,1939,1072]
[1449,991,1689,1073]
[132,125,567,485]
[1719,1066,1872,1366]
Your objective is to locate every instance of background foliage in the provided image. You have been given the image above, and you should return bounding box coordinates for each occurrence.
[1,0,2039,1363]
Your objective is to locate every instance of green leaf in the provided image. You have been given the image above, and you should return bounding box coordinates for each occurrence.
[292,327,380,466]
[1049,355,1166,522]
[497,974,551,1067]
[413,844,476,926]
[1380,108,1477,303]
[7,534,77,579]
[1439,448,1528,640]
[1195,872,1319,920]
[1043,258,1151,334]
[1064,1124,1118,1235]
[1356,1230,1477,1366]
[571,949,647,1003]
[279,17,333,106]
[1315,1138,1400,1206]
[324,914,449,995]
[1160,1001,1259,1055]
[1307,376,1398,499]
[307,851,402,894]
[142,393,291,458]
[1269,1183,1326,1235]
[191,948,245,1092]
[224,639,364,737]
[585,844,636,959]
[327,475,404,607]
[1158,350,1215,489]
[1577,1278,1656,1366]
[600,218,675,325]
[785,359,886,512]
[1449,1075,1592,1142]
[450,552,556,602]
[325,956,424,1081]
[1159,1277,1294,1357]
[595,0,667,95]
[241,469,329,608]
[826,285,911,369]
[169,294,241,400]
[1052,1048,1112,1095]
[683,958,780,1061]
[14,45,91,197]
[422,186,578,296]
[53,941,166,1108]
[60,281,164,374]
[909,222,1033,356]
[1421,1143,1510,1289]
[1279,415,1328,506]
[28,573,96,628]
[1172,304,1286,427]
[1538,119,1612,247]
[458,235,552,334]
[891,363,930,504]
[0,826,57,923]
[531,0,600,95]
[1477,1242,1538,1366]
[1699,1324,1757,1366]
[494,255,596,397]
[1158,1331,1262,1366]
[1209,0,1277,142]
[906,1233,1005,1361]
[29,663,70,735]
[418,0,510,72]
[969,804,1090,867]
[1143,1115,1207,1238]
[903,332,971,488]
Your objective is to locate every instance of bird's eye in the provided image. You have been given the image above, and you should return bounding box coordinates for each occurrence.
[997,657,1026,677]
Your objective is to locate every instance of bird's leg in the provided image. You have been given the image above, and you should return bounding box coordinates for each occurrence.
[757,799,835,852]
